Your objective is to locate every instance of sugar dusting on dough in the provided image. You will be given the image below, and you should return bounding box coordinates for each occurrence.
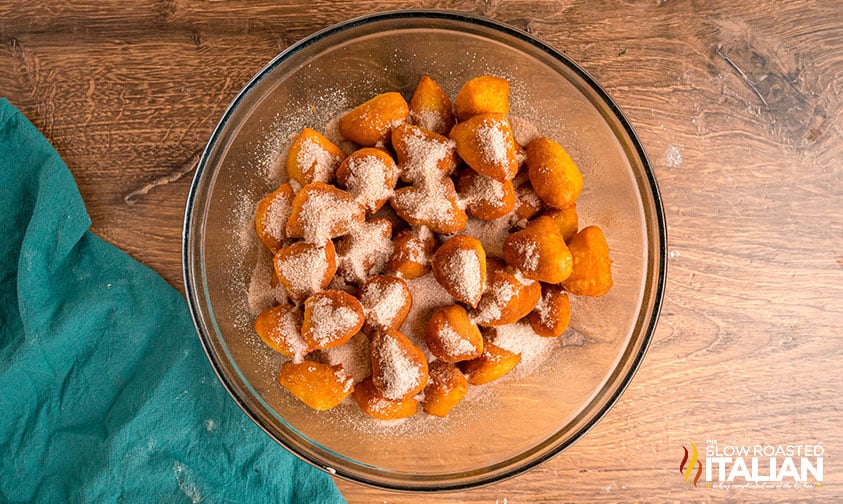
[227,82,592,435]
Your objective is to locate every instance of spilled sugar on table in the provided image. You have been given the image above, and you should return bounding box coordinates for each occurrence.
[1,1,841,502]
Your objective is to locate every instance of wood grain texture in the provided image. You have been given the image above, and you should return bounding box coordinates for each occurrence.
[2,0,841,502]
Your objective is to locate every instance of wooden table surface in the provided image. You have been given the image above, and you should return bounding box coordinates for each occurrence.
[3,1,841,502]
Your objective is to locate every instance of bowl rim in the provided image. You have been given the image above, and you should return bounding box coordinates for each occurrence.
[182,8,667,492]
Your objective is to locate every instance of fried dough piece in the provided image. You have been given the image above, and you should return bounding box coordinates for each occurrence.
[421,361,469,417]
[562,226,613,296]
[278,361,354,411]
[450,113,519,182]
[339,92,409,146]
[454,75,510,121]
[409,75,456,136]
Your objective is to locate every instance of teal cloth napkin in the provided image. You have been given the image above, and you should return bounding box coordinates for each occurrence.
[0,98,346,503]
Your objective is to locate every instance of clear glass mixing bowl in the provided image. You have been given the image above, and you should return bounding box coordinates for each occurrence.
[183,10,666,491]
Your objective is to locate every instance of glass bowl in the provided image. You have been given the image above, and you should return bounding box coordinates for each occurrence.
[183,10,666,492]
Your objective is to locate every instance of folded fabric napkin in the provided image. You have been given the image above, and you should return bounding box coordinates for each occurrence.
[0,98,345,503]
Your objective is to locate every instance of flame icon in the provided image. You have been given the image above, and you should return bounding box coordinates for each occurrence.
[680,441,703,486]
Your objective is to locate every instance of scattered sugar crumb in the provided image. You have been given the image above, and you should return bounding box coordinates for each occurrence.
[312,332,372,383]
[487,322,578,378]
[457,213,513,258]
[247,247,287,315]
[173,461,203,504]
[510,114,541,146]
[666,144,683,168]
[400,273,454,354]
